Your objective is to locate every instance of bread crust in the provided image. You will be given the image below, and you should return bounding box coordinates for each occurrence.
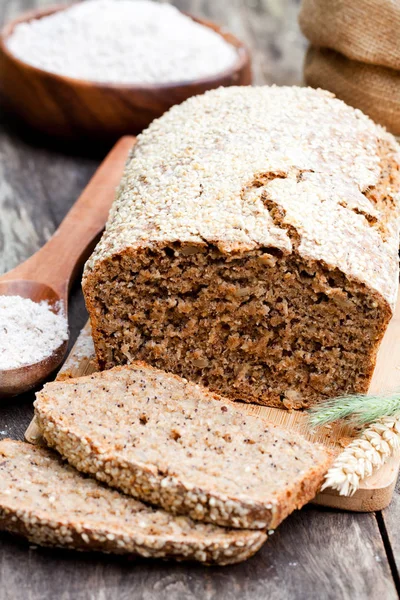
[35,363,334,530]
[84,86,400,308]
[82,86,400,408]
[0,439,266,565]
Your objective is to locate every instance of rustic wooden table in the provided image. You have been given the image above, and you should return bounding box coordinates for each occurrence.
[0,1,399,598]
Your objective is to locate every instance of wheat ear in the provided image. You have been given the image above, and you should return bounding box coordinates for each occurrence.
[322,416,400,496]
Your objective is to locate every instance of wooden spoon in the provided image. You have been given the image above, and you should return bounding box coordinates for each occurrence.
[0,135,135,398]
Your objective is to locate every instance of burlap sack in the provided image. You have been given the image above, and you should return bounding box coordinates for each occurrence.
[299,0,400,71]
[304,47,400,136]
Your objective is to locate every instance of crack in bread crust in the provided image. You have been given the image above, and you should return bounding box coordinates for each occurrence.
[82,87,400,408]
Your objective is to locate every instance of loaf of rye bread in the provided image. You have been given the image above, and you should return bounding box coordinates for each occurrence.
[34,363,333,530]
[82,86,400,409]
[0,439,266,564]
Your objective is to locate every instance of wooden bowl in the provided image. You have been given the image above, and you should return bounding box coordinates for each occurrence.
[0,4,252,144]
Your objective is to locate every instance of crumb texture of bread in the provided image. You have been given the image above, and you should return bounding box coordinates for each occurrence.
[34,363,333,530]
[0,439,266,565]
[82,85,400,408]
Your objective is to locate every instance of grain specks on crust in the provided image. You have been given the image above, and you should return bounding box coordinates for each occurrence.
[34,363,333,530]
[84,85,400,306]
[0,439,266,565]
[82,85,400,408]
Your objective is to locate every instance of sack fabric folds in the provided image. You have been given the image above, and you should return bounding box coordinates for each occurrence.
[300,0,400,135]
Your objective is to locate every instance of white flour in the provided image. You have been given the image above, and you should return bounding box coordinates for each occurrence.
[0,296,68,370]
[59,325,95,375]
[7,0,237,84]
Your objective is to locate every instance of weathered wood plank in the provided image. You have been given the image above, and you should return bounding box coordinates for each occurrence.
[0,0,97,437]
[0,507,396,600]
[242,0,307,85]
[382,481,400,579]
[0,126,98,274]
[173,0,266,84]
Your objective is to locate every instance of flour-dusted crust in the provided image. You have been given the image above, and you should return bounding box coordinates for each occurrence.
[83,86,400,407]
[84,85,399,305]
[34,363,333,530]
[0,439,266,565]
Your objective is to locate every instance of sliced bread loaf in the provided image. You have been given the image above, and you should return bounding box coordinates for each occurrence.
[83,86,400,409]
[35,362,333,530]
[0,439,265,564]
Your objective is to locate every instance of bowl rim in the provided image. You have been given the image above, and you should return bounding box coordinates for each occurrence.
[0,2,251,92]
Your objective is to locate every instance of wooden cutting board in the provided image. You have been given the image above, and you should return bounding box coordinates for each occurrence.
[25,293,400,512]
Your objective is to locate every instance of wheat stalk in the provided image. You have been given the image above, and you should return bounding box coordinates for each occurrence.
[309,390,400,496]
[309,391,400,427]
[321,416,400,496]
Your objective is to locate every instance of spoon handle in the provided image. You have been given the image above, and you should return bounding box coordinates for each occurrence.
[2,136,135,303]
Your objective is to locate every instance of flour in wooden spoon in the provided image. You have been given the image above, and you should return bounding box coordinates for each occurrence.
[6,0,238,84]
[0,296,68,370]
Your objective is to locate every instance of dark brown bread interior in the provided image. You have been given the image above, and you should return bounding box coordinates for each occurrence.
[84,242,391,409]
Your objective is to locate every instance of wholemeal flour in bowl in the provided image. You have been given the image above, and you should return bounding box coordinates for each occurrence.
[6,0,238,84]
[0,296,68,370]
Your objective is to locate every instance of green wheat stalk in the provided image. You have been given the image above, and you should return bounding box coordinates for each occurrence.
[309,390,400,428]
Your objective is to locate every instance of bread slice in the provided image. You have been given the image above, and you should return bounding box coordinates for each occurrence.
[35,362,333,530]
[0,439,265,565]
